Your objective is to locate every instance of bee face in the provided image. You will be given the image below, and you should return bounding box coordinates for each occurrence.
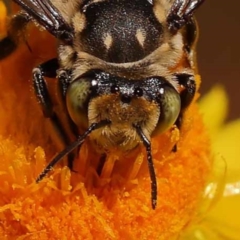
[66,71,181,151]
[1,0,205,209]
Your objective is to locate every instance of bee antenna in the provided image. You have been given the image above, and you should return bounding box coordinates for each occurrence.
[36,119,111,183]
[134,125,157,209]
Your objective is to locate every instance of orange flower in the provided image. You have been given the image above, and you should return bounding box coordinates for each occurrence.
[0,1,6,38]
[0,2,211,239]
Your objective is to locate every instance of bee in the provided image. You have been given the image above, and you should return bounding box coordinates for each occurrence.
[0,0,205,209]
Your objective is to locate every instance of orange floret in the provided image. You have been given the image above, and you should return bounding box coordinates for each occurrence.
[0,1,7,38]
[0,2,211,239]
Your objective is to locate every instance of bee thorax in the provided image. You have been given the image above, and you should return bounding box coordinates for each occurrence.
[79,0,163,63]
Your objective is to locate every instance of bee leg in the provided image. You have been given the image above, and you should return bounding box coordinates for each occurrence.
[57,69,80,170]
[57,69,72,102]
[167,0,205,32]
[172,74,196,152]
[96,153,107,176]
[32,59,77,171]
[32,59,59,116]
[0,11,31,59]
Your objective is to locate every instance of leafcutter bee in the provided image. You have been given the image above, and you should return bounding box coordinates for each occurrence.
[0,0,205,209]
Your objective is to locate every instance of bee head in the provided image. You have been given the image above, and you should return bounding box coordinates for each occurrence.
[66,70,181,150]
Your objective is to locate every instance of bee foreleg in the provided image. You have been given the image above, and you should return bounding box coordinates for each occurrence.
[57,69,72,102]
[172,73,196,152]
[32,58,59,117]
[32,59,76,170]
[167,0,205,32]
[177,74,196,110]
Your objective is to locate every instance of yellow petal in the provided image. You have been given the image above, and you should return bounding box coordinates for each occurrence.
[180,224,223,240]
[205,120,240,238]
[199,85,228,137]
[182,87,240,240]
[212,120,240,182]
[206,194,240,239]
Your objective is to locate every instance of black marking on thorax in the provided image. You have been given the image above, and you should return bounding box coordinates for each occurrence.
[79,0,163,63]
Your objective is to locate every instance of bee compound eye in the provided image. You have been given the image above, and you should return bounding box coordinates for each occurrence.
[152,85,181,136]
[66,78,91,131]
